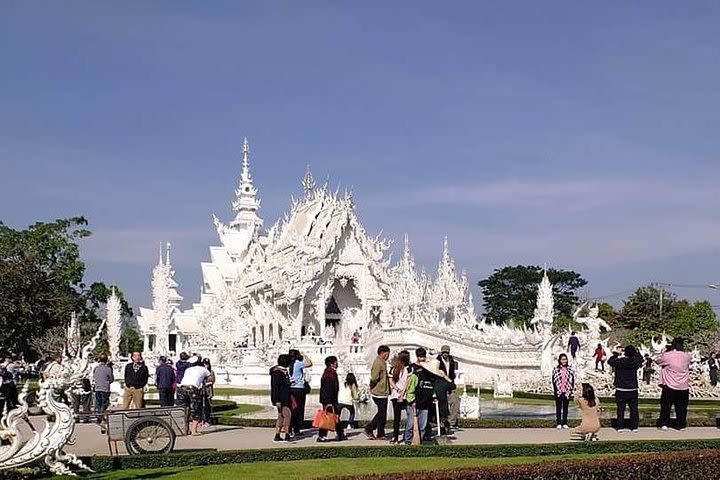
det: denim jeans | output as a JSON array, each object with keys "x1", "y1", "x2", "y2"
[
  {"x1": 404, "y1": 404, "x2": 428, "y2": 444},
  {"x1": 94, "y1": 391, "x2": 110, "y2": 424},
  {"x1": 338, "y1": 403, "x2": 355, "y2": 428}
]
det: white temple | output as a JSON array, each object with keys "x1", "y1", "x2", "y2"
[{"x1": 138, "y1": 139, "x2": 555, "y2": 386}]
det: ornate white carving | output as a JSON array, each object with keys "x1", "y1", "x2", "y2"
[
  {"x1": 65, "y1": 313, "x2": 81, "y2": 358},
  {"x1": 106, "y1": 287, "x2": 122, "y2": 362},
  {"x1": 0, "y1": 321, "x2": 105, "y2": 475},
  {"x1": 529, "y1": 269, "x2": 554, "y2": 336}
]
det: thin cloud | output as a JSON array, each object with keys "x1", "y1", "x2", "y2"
[
  {"x1": 389, "y1": 178, "x2": 717, "y2": 212},
  {"x1": 81, "y1": 228, "x2": 213, "y2": 265}
]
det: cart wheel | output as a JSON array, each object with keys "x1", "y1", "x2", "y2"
[{"x1": 124, "y1": 418, "x2": 176, "y2": 455}]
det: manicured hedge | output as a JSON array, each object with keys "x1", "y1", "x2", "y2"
[
  {"x1": 331, "y1": 448, "x2": 720, "y2": 480},
  {"x1": 0, "y1": 467, "x2": 44, "y2": 480},
  {"x1": 82, "y1": 438, "x2": 720, "y2": 472}
]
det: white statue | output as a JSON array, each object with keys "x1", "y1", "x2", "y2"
[
  {"x1": 1, "y1": 321, "x2": 105, "y2": 475},
  {"x1": 573, "y1": 302, "x2": 611, "y2": 343},
  {"x1": 493, "y1": 373, "x2": 514, "y2": 398}
]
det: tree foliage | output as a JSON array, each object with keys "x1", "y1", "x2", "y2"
[
  {"x1": 665, "y1": 300, "x2": 717, "y2": 340},
  {"x1": 478, "y1": 265, "x2": 588, "y2": 327},
  {"x1": 615, "y1": 285, "x2": 718, "y2": 349},
  {"x1": 0, "y1": 217, "x2": 134, "y2": 359}
]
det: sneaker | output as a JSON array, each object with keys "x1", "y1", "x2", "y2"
[
  {"x1": 316, "y1": 436, "x2": 327, "y2": 442},
  {"x1": 617, "y1": 429, "x2": 629, "y2": 433},
  {"x1": 363, "y1": 429, "x2": 376, "y2": 440},
  {"x1": 272, "y1": 434, "x2": 282, "y2": 443},
  {"x1": 556, "y1": 424, "x2": 562, "y2": 429},
  {"x1": 591, "y1": 434, "x2": 599, "y2": 441},
  {"x1": 659, "y1": 425, "x2": 668, "y2": 431},
  {"x1": 562, "y1": 425, "x2": 569, "y2": 429},
  {"x1": 631, "y1": 429, "x2": 639, "y2": 433},
  {"x1": 282, "y1": 435, "x2": 293, "y2": 443},
  {"x1": 680, "y1": 427, "x2": 688, "y2": 431}
]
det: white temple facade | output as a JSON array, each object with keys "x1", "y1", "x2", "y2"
[{"x1": 138, "y1": 139, "x2": 555, "y2": 387}]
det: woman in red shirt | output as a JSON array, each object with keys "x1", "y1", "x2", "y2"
[{"x1": 594, "y1": 344, "x2": 606, "y2": 372}]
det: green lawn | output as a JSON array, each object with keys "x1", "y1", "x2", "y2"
[
  {"x1": 215, "y1": 403, "x2": 265, "y2": 416},
  {"x1": 87, "y1": 453, "x2": 620, "y2": 480}
]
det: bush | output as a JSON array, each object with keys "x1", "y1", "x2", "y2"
[
  {"x1": 330, "y1": 448, "x2": 720, "y2": 479},
  {"x1": 83, "y1": 439, "x2": 720, "y2": 472},
  {"x1": 0, "y1": 468, "x2": 45, "y2": 480}
]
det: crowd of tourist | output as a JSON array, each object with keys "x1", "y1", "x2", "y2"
[
  {"x1": 551, "y1": 336, "x2": 693, "y2": 441},
  {"x1": 0, "y1": 334, "x2": 707, "y2": 448},
  {"x1": 268, "y1": 343, "x2": 460, "y2": 444}
]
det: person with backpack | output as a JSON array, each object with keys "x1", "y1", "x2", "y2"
[{"x1": 403, "y1": 348, "x2": 435, "y2": 445}]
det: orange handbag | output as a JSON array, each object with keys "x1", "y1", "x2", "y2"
[{"x1": 312, "y1": 405, "x2": 339, "y2": 431}]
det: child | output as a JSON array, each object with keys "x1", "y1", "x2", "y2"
[
  {"x1": 572, "y1": 382, "x2": 601, "y2": 441},
  {"x1": 338, "y1": 372, "x2": 359, "y2": 429}
]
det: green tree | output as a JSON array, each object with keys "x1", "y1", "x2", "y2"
[
  {"x1": 0, "y1": 217, "x2": 133, "y2": 359},
  {"x1": 617, "y1": 285, "x2": 683, "y2": 332},
  {"x1": 120, "y1": 324, "x2": 143, "y2": 356},
  {"x1": 478, "y1": 265, "x2": 588, "y2": 327},
  {"x1": 665, "y1": 300, "x2": 718, "y2": 340},
  {"x1": 597, "y1": 302, "x2": 618, "y2": 325}
]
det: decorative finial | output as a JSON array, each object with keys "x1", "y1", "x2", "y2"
[
  {"x1": 241, "y1": 137, "x2": 252, "y2": 182},
  {"x1": 166, "y1": 241, "x2": 171, "y2": 266},
  {"x1": 302, "y1": 164, "x2": 315, "y2": 194},
  {"x1": 404, "y1": 233, "x2": 411, "y2": 257},
  {"x1": 158, "y1": 242, "x2": 163, "y2": 265}
]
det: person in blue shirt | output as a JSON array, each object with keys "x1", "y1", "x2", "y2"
[{"x1": 288, "y1": 349, "x2": 313, "y2": 437}]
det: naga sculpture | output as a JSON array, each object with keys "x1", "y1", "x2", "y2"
[{"x1": 0, "y1": 320, "x2": 104, "y2": 476}]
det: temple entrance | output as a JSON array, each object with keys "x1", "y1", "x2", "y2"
[
  {"x1": 325, "y1": 277, "x2": 362, "y2": 343},
  {"x1": 168, "y1": 334, "x2": 177, "y2": 353},
  {"x1": 325, "y1": 296, "x2": 341, "y2": 339}
]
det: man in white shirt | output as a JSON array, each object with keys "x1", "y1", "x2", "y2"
[{"x1": 179, "y1": 358, "x2": 211, "y2": 435}]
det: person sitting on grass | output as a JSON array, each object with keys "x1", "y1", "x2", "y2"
[{"x1": 571, "y1": 382, "x2": 601, "y2": 441}]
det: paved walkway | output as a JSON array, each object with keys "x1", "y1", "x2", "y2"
[{"x1": 63, "y1": 422, "x2": 720, "y2": 457}]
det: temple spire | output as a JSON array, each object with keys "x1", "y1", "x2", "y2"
[
  {"x1": 230, "y1": 137, "x2": 263, "y2": 231},
  {"x1": 302, "y1": 164, "x2": 316, "y2": 195},
  {"x1": 165, "y1": 241, "x2": 172, "y2": 267}
]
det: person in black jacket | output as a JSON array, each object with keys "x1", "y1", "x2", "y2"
[
  {"x1": 123, "y1": 352, "x2": 149, "y2": 409},
  {"x1": 607, "y1": 344, "x2": 644, "y2": 432},
  {"x1": 317, "y1": 356, "x2": 345, "y2": 442},
  {"x1": 270, "y1": 354, "x2": 293, "y2": 443}
]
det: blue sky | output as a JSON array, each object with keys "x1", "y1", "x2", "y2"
[{"x1": 1, "y1": 2, "x2": 719, "y2": 312}]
